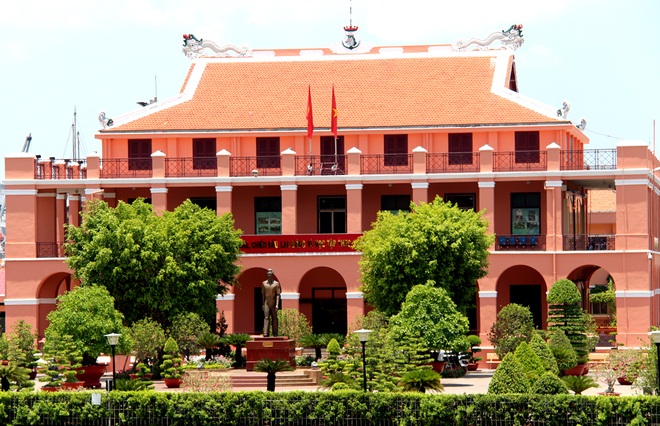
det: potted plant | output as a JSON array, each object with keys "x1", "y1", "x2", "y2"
[
  {"x1": 44, "y1": 286, "x2": 127, "y2": 388},
  {"x1": 466, "y1": 335, "x2": 482, "y2": 371},
  {"x1": 161, "y1": 337, "x2": 185, "y2": 388},
  {"x1": 610, "y1": 348, "x2": 643, "y2": 385},
  {"x1": 55, "y1": 334, "x2": 85, "y2": 390}
]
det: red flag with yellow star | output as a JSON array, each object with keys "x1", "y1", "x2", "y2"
[{"x1": 331, "y1": 86, "x2": 338, "y2": 138}]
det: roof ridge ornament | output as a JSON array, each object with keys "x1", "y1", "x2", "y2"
[
  {"x1": 182, "y1": 34, "x2": 252, "y2": 59},
  {"x1": 453, "y1": 24, "x2": 524, "y2": 52},
  {"x1": 341, "y1": 0, "x2": 360, "y2": 50}
]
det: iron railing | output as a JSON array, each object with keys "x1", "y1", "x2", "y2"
[
  {"x1": 563, "y1": 234, "x2": 615, "y2": 251},
  {"x1": 561, "y1": 149, "x2": 617, "y2": 170},
  {"x1": 427, "y1": 152, "x2": 480, "y2": 173},
  {"x1": 230, "y1": 156, "x2": 281, "y2": 177},
  {"x1": 361, "y1": 154, "x2": 413, "y2": 174},
  {"x1": 165, "y1": 157, "x2": 217, "y2": 177},
  {"x1": 295, "y1": 155, "x2": 347, "y2": 176},
  {"x1": 36, "y1": 242, "x2": 64, "y2": 258},
  {"x1": 493, "y1": 151, "x2": 547, "y2": 172},
  {"x1": 100, "y1": 158, "x2": 153, "y2": 178}
]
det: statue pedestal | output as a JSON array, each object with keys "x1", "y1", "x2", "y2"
[{"x1": 246, "y1": 336, "x2": 296, "y2": 371}]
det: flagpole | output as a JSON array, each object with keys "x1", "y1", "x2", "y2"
[
  {"x1": 331, "y1": 84, "x2": 338, "y2": 171},
  {"x1": 307, "y1": 84, "x2": 314, "y2": 174}
]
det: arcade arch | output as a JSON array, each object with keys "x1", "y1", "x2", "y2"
[{"x1": 495, "y1": 265, "x2": 547, "y2": 329}]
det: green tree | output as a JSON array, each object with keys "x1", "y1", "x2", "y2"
[
  {"x1": 161, "y1": 337, "x2": 185, "y2": 379},
  {"x1": 277, "y1": 309, "x2": 312, "y2": 346},
  {"x1": 513, "y1": 341, "x2": 545, "y2": 385},
  {"x1": 488, "y1": 303, "x2": 535, "y2": 358},
  {"x1": 168, "y1": 312, "x2": 209, "y2": 360},
  {"x1": 529, "y1": 332, "x2": 559, "y2": 375},
  {"x1": 548, "y1": 329, "x2": 577, "y2": 371},
  {"x1": 547, "y1": 279, "x2": 588, "y2": 364},
  {"x1": 487, "y1": 352, "x2": 530, "y2": 394},
  {"x1": 6, "y1": 320, "x2": 38, "y2": 371},
  {"x1": 388, "y1": 284, "x2": 469, "y2": 353},
  {"x1": 532, "y1": 371, "x2": 569, "y2": 395},
  {"x1": 354, "y1": 196, "x2": 493, "y2": 315},
  {"x1": 127, "y1": 318, "x2": 166, "y2": 365},
  {"x1": 65, "y1": 199, "x2": 243, "y2": 327},
  {"x1": 44, "y1": 285, "x2": 127, "y2": 366}
]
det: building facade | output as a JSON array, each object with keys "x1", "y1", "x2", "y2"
[{"x1": 3, "y1": 34, "x2": 660, "y2": 351}]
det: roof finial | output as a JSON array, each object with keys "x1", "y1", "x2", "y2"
[{"x1": 342, "y1": 0, "x2": 360, "y2": 50}]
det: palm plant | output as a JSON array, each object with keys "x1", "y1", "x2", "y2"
[
  {"x1": 197, "y1": 332, "x2": 221, "y2": 361},
  {"x1": 321, "y1": 333, "x2": 346, "y2": 348},
  {"x1": 562, "y1": 375, "x2": 598, "y2": 395},
  {"x1": 221, "y1": 334, "x2": 251, "y2": 368},
  {"x1": 114, "y1": 377, "x2": 154, "y2": 391},
  {"x1": 299, "y1": 334, "x2": 325, "y2": 360},
  {"x1": 318, "y1": 373, "x2": 358, "y2": 390},
  {"x1": 0, "y1": 364, "x2": 32, "y2": 391},
  {"x1": 399, "y1": 369, "x2": 443, "y2": 393},
  {"x1": 254, "y1": 358, "x2": 293, "y2": 391}
]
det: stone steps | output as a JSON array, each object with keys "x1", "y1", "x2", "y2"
[{"x1": 231, "y1": 373, "x2": 317, "y2": 388}]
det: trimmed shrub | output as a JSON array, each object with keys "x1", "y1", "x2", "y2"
[
  {"x1": 532, "y1": 372, "x2": 569, "y2": 395},
  {"x1": 326, "y1": 338, "x2": 341, "y2": 356},
  {"x1": 488, "y1": 353, "x2": 530, "y2": 394},
  {"x1": 548, "y1": 329, "x2": 577, "y2": 371},
  {"x1": 513, "y1": 341, "x2": 545, "y2": 385},
  {"x1": 488, "y1": 303, "x2": 535, "y2": 358},
  {"x1": 547, "y1": 279, "x2": 588, "y2": 364},
  {"x1": 529, "y1": 332, "x2": 559, "y2": 375}
]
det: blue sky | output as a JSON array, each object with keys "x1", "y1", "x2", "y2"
[{"x1": 1, "y1": 0, "x2": 658, "y2": 179}]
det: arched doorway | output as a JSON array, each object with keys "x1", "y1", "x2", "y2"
[
  {"x1": 35, "y1": 272, "x2": 73, "y2": 338},
  {"x1": 299, "y1": 267, "x2": 347, "y2": 335},
  {"x1": 567, "y1": 265, "x2": 616, "y2": 345},
  {"x1": 233, "y1": 267, "x2": 272, "y2": 335},
  {"x1": 495, "y1": 265, "x2": 547, "y2": 329}
]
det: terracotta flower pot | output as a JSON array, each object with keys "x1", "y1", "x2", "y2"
[
  {"x1": 563, "y1": 364, "x2": 586, "y2": 376},
  {"x1": 431, "y1": 361, "x2": 447, "y2": 373},
  {"x1": 163, "y1": 377, "x2": 183, "y2": 388},
  {"x1": 617, "y1": 377, "x2": 634, "y2": 385},
  {"x1": 41, "y1": 386, "x2": 61, "y2": 392},
  {"x1": 467, "y1": 363, "x2": 479, "y2": 371},
  {"x1": 75, "y1": 364, "x2": 107, "y2": 389}
]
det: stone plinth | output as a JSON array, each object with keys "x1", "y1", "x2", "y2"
[{"x1": 246, "y1": 336, "x2": 296, "y2": 371}]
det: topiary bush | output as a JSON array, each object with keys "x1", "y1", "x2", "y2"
[
  {"x1": 513, "y1": 341, "x2": 545, "y2": 385},
  {"x1": 548, "y1": 329, "x2": 577, "y2": 372},
  {"x1": 532, "y1": 371, "x2": 569, "y2": 395},
  {"x1": 529, "y1": 332, "x2": 559, "y2": 375},
  {"x1": 488, "y1": 353, "x2": 530, "y2": 394},
  {"x1": 488, "y1": 303, "x2": 535, "y2": 358},
  {"x1": 547, "y1": 279, "x2": 588, "y2": 364}
]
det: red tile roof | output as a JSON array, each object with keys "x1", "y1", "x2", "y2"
[{"x1": 103, "y1": 47, "x2": 565, "y2": 134}]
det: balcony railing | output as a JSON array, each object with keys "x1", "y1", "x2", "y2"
[
  {"x1": 230, "y1": 156, "x2": 281, "y2": 177},
  {"x1": 361, "y1": 154, "x2": 413, "y2": 174},
  {"x1": 34, "y1": 159, "x2": 87, "y2": 180},
  {"x1": 36, "y1": 242, "x2": 65, "y2": 258},
  {"x1": 28, "y1": 148, "x2": 622, "y2": 179},
  {"x1": 563, "y1": 234, "x2": 615, "y2": 251},
  {"x1": 495, "y1": 235, "x2": 545, "y2": 251},
  {"x1": 493, "y1": 151, "x2": 547, "y2": 172},
  {"x1": 165, "y1": 157, "x2": 217, "y2": 177},
  {"x1": 100, "y1": 158, "x2": 153, "y2": 178},
  {"x1": 560, "y1": 149, "x2": 617, "y2": 170},
  {"x1": 295, "y1": 155, "x2": 347, "y2": 176},
  {"x1": 427, "y1": 152, "x2": 480, "y2": 173}
]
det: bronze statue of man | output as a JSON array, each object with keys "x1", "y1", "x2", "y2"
[{"x1": 262, "y1": 269, "x2": 281, "y2": 337}]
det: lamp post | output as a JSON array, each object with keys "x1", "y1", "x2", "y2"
[
  {"x1": 354, "y1": 329, "x2": 372, "y2": 392},
  {"x1": 104, "y1": 333, "x2": 121, "y2": 391},
  {"x1": 650, "y1": 331, "x2": 660, "y2": 395}
]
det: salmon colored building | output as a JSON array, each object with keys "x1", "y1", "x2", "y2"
[{"x1": 3, "y1": 29, "x2": 660, "y2": 354}]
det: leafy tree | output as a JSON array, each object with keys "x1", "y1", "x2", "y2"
[
  {"x1": 487, "y1": 353, "x2": 530, "y2": 394},
  {"x1": 547, "y1": 279, "x2": 588, "y2": 364},
  {"x1": 127, "y1": 318, "x2": 166, "y2": 365},
  {"x1": 6, "y1": 320, "x2": 38, "y2": 371},
  {"x1": 532, "y1": 371, "x2": 569, "y2": 395},
  {"x1": 168, "y1": 312, "x2": 209, "y2": 360},
  {"x1": 389, "y1": 284, "x2": 469, "y2": 353},
  {"x1": 513, "y1": 341, "x2": 545, "y2": 385},
  {"x1": 44, "y1": 285, "x2": 127, "y2": 366},
  {"x1": 529, "y1": 332, "x2": 559, "y2": 375},
  {"x1": 354, "y1": 196, "x2": 493, "y2": 315},
  {"x1": 65, "y1": 199, "x2": 243, "y2": 328},
  {"x1": 488, "y1": 303, "x2": 535, "y2": 358},
  {"x1": 276, "y1": 309, "x2": 312, "y2": 346}
]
